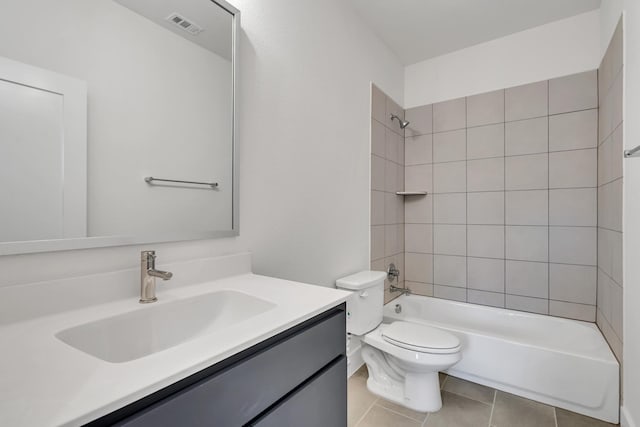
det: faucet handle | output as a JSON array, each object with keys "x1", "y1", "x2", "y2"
[{"x1": 141, "y1": 250, "x2": 156, "y2": 262}]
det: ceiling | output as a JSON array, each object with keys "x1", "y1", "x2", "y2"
[
  {"x1": 115, "y1": 0, "x2": 233, "y2": 60},
  {"x1": 348, "y1": 0, "x2": 601, "y2": 65}
]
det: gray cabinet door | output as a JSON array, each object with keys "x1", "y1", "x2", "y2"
[
  {"x1": 251, "y1": 357, "x2": 347, "y2": 427},
  {"x1": 116, "y1": 309, "x2": 345, "y2": 427}
]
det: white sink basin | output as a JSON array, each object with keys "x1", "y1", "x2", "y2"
[{"x1": 55, "y1": 290, "x2": 276, "y2": 363}]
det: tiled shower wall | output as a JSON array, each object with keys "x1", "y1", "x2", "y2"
[
  {"x1": 597, "y1": 18, "x2": 624, "y2": 361},
  {"x1": 402, "y1": 71, "x2": 600, "y2": 321},
  {"x1": 370, "y1": 85, "x2": 405, "y2": 303}
]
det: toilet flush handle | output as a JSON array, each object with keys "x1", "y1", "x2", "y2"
[{"x1": 359, "y1": 291, "x2": 369, "y2": 298}]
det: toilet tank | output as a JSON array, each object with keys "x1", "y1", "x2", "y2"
[{"x1": 336, "y1": 271, "x2": 386, "y2": 335}]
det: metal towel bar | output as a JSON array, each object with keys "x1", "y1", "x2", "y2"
[
  {"x1": 144, "y1": 176, "x2": 219, "y2": 188},
  {"x1": 624, "y1": 145, "x2": 640, "y2": 158}
]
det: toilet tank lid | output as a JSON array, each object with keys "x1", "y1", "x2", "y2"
[{"x1": 336, "y1": 271, "x2": 387, "y2": 290}]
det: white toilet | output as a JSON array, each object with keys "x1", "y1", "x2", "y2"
[{"x1": 337, "y1": 271, "x2": 462, "y2": 412}]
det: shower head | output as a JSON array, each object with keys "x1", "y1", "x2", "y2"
[{"x1": 390, "y1": 114, "x2": 410, "y2": 129}]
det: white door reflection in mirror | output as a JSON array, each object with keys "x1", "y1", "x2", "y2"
[{"x1": 0, "y1": 57, "x2": 87, "y2": 242}]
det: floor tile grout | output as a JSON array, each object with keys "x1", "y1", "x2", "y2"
[
  {"x1": 487, "y1": 390, "x2": 497, "y2": 427},
  {"x1": 553, "y1": 407, "x2": 558, "y2": 427},
  {"x1": 354, "y1": 395, "x2": 379, "y2": 427},
  {"x1": 421, "y1": 411, "x2": 430, "y2": 427},
  {"x1": 375, "y1": 403, "x2": 426, "y2": 423}
]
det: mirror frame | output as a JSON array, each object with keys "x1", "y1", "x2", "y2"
[{"x1": 0, "y1": 0, "x2": 240, "y2": 256}]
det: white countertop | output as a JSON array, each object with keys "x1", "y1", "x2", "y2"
[{"x1": 0, "y1": 271, "x2": 350, "y2": 426}]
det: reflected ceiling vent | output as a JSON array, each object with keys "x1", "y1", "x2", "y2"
[{"x1": 165, "y1": 13, "x2": 204, "y2": 35}]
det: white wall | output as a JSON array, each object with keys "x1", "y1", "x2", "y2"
[
  {"x1": 0, "y1": 0, "x2": 403, "y2": 290},
  {"x1": 0, "y1": 0, "x2": 233, "y2": 237},
  {"x1": 404, "y1": 10, "x2": 601, "y2": 108},
  {"x1": 600, "y1": 1, "x2": 640, "y2": 426},
  {"x1": 231, "y1": 0, "x2": 404, "y2": 286}
]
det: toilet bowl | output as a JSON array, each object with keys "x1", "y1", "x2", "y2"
[
  {"x1": 336, "y1": 271, "x2": 462, "y2": 413},
  {"x1": 362, "y1": 322, "x2": 461, "y2": 412}
]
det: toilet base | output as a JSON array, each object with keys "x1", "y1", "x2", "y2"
[{"x1": 362, "y1": 346, "x2": 444, "y2": 412}]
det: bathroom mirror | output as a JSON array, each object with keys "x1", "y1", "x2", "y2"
[{"x1": 0, "y1": 0, "x2": 239, "y2": 255}]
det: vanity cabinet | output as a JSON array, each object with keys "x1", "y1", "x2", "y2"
[{"x1": 87, "y1": 304, "x2": 346, "y2": 427}]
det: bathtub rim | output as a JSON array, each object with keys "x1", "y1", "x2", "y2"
[{"x1": 384, "y1": 294, "x2": 619, "y2": 364}]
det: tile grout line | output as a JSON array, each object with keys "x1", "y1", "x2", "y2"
[
  {"x1": 553, "y1": 407, "x2": 558, "y2": 427},
  {"x1": 354, "y1": 396, "x2": 379, "y2": 427},
  {"x1": 375, "y1": 404, "x2": 426, "y2": 424},
  {"x1": 465, "y1": 97, "x2": 469, "y2": 304},
  {"x1": 406, "y1": 145, "x2": 599, "y2": 167},
  {"x1": 431, "y1": 103, "x2": 435, "y2": 292},
  {"x1": 504, "y1": 89, "x2": 507, "y2": 308},
  {"x1": 488, "y1": 390, "x2": 497, "y2": 427},
  {"x1": 548, "y1": 80, "x2": 551, "y2": 315}
]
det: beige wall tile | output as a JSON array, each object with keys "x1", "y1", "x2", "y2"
[
  {"x1": 505, "y1": 80, "x2": 548, "y2": 122},
  {"x1": 405, "y1": 134, "x2": 432, "y2": 165},
  {"x1": 433, "y1": 129, "x2": 466, "y2": 163},
  {"x1": 505, "y1": 153, "x2": 548, "y2": 191},
  {"x1": 434, "y1": 97, "x2": 466, "y2": 132},
  {"x1": 506, "y1": 294, "x2": 549, "y2": 315},
  {"x1": 406, "y1": 281, "x2": 433, "y2": 296},
  {"x1": 371, "y1": 119, "x2": 386, "y2": 157},
  {"x1": 405, "y1": 224, "x2": 432, "y2": 254},
  {"x1": 405, "y1": 252, "x2": 433, "y2": 283},
  {"x1": 467, "y1": 191, "x2": 504, "y2": 225},
  {"x1": 549, "y1": 227, "x2": 597, "y2": 266},
  {"x1": 467, "y1": 123, "x2": 504, "y2": 160},
  {"x1": 549, "y1": 109, "x2": 598, "y2": 152},
  {"x1": 433, "y1": 161, "x2": 466, "y2": 193},
  {"x1": 405, "y1": 104, "x2": 433, "y2": 137},
  {"x1": 371, "y1": 84, "x2": 386, "y2": 125},
  {"x1": 468, "y1": 225, "x2": 504, "y2": 259},
  {"x1": 405, "y1": 164, "x2": 432, "y2": 192},
  {"x1": 549, "y1": 188, "x2": 597, "y2": 226},
  {"x1": 505, "y1": 190, "x2": 548, "y2": 226},
  {"x1": 434, "y1": 285, "x2": 467, "y2": 302},
  {"x1": 371, "y1": 191, "x2": 385, "y2": 226},
  {"x1": 468, "y1": 257, "x2": 505, "y2": 293},
  {"x1": 467, "y1": 89, "x2": 504, "y2": 127},
  {"x1": 371, "y1": 226, "x2": 385, "y2": 261},
  {"x1": 405, "y1": 195, "x2": 432, "y2": 223},
  {"x1": 505, "y1": 117, "x2": 548, "y2": 156},
  {"x1": 506, "y1": 260, "x2": 549, "y2": 299},
  {"x1": 467, "y1": 289, "x2": 505, "y2": 308},
  {"x1": 434, "y1": 224, "x2": 466, "y2": 256},
  {"x1": 467, "y1": 157, "x2": 504, "y2": 192},
  {"x1": 506, "y1": 226, "x2": 548, "y2": 262},
  {"x1": 434, "y1": 193, "x2": 466, "y2": 224},
  {"x1": 434, "y1": 255, "x2": 467, "y2": 287},
  {"x1": 371, "y1": 155, "x2": 385, "y2": 191},
  {"x1": 549, "y1": 264, "x2": 597, "y2": 305},
  {"x1": 549, "y1": 70, "x2": 598, "y2": 115},
  {"x1": 549, "y1": 300, "x2": 596, "y2": 322},
  {"x1": 549, "y1": 149, "x2": 597, "y2": 189}
]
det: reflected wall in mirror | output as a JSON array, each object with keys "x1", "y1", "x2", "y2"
[{"x1": 0, "y1": 0, "x2": 238, "y2": 255}]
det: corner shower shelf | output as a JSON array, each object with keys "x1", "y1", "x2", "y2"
[{"x1": 395, "y1": 191, "x2": 428, "y2": 196}]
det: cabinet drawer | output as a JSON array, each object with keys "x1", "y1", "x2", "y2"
[
  {"x1": 115, "y1": 308, "x2": 345, "y2": 427},
  {"x1": 250, "y1": 356, "x2": 347, "y2": 427}
]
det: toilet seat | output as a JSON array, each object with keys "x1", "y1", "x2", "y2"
[{"x1": 381, "y1": 321, "x2": 461, "y2": 354}]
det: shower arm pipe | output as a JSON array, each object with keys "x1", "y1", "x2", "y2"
[{"x1": 390, "y1": 114, "x2": 409, "y2": 129}]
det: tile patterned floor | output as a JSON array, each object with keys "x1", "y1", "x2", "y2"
[{"x1": 348, "y1": 366, "x2": 618, "y2": 427}]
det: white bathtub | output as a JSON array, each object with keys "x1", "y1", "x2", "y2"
[{"x1": 383, "y1": 294, "x2": 619, "y2": 423}]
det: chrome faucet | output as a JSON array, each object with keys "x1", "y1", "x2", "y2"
[
  {"x1": 390, "y1": 284, "x2": 411, "y2": 296},
  {"x1": 387, "y1": 262, "x2": 410, "y2": 296},
  {"x1": 140, "y1": 250, "x2": 173, "y2": 303}
]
